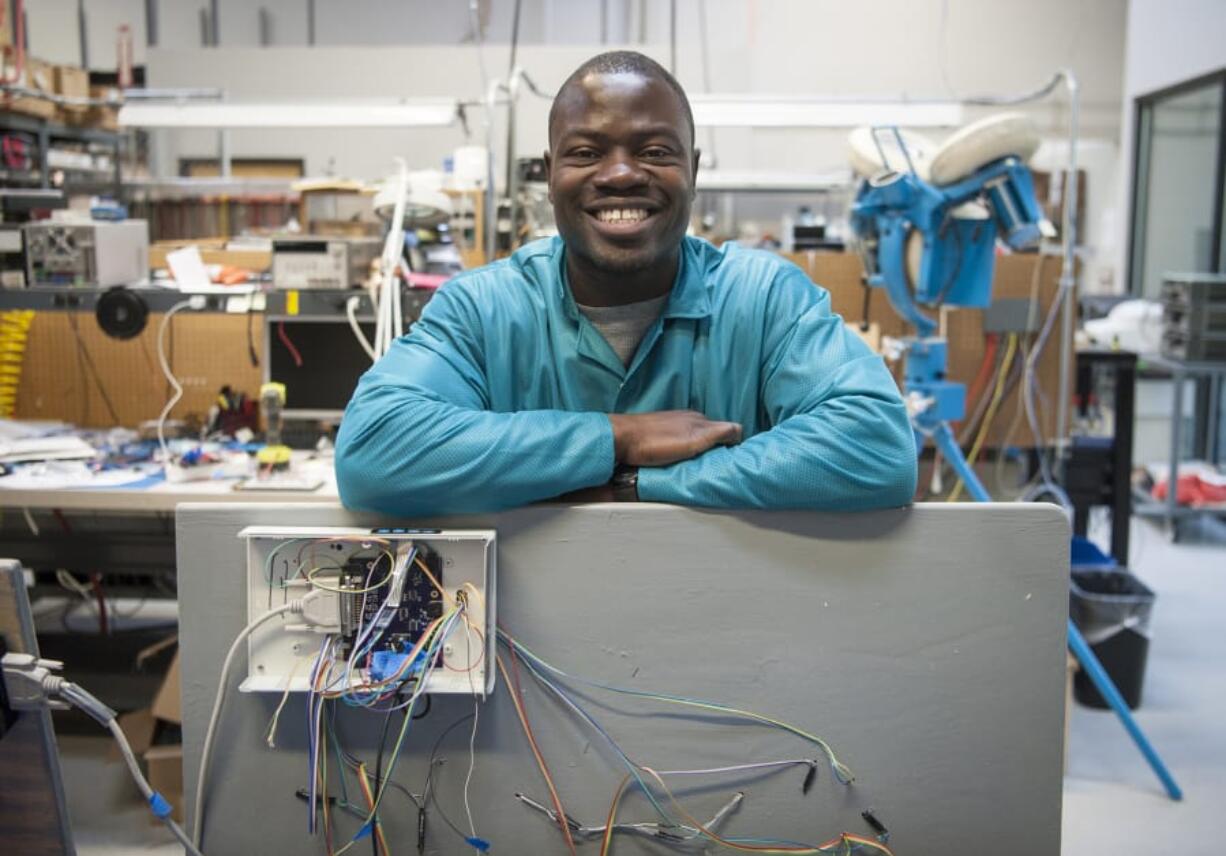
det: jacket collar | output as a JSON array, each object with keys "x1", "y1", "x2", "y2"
[{"x1": 551, "y1": 236, "x2": 713, "y2": 322}]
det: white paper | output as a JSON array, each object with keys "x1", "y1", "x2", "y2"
[{"x1": 165, "y1": 245, "x2": 213, "y2": 291}]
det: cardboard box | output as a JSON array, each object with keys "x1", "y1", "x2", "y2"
[
  {"x1": 3, "y1": 57, "x2": 57, "y2": 120},
  {"x1": 53, "y1": 64, "x2": 89, "y2": 118},
  {"x1": 64, "y1": 104, "x2": 118, "y2": 131},
  {"x1": 150, "y1": 650, "x2": 182, "y2": 725},
  {"x1": 53, "y1": 64, "x2": 89, "y2": 99},
  {"x1": 144, "y1": 745, "x2": 184, "y2": 824},
  {"x1": 149, "y1": 240, "x2": 271, "y2": 272},
  {"x1": 113, "y1": 707, "x2": 158, "y2": 760}
]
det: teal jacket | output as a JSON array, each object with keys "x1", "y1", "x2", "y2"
[{"x1": 336, "y1": 236, "x2": 916, "y2": 514}]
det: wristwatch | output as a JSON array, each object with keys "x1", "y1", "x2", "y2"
[{"x1": 610, "y1": 465, "x2": 639, "y2": 502}]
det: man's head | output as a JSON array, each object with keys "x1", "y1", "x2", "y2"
[{"x1": 545, "y1": 51, "x2": 700, "y2": 280}]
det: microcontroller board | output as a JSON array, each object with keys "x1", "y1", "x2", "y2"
[{"x1": 338, "y1": 546, "x2": 445, "y2": 658}]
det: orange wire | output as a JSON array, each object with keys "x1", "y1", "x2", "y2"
[
  {"x1": 496, "y1": 652, "x2": 577, "y2": 856},
  {"x1": 320, "y1": 704, "x2": 333, "y2": 855},
  {"x1": 319, "y1": 612, "x2": 449, "y2": 698},
  {"x1": 638, "y1": 766, "x2": 895, "y2": 856},
  {"x1": 598, "y1": 774, "x2": 633, "y2": 856},
  {"x1": 413, "y1": 554, "x2": 449, "y2": 604},
  {"x1": 357, "y1": 763, "x2": 390, "y2": 855}
]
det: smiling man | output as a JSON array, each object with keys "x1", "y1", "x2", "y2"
[{"x1": 335, "y1": 51, "x2": 916, "y2": 514}]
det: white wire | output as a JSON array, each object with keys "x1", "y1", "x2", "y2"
[
  {"x1": 374, "y1": 159, "x2": 410, "y2": 360},
  {"x1": 940, "y1": 68, "x2": 1080, "y2": 514},
  {"x1": 155, "y1": 299, "x2": 198, "y2": 467},
  {"x1": 462, "y1": 609, "x2": 480, "y2": 845},
  {"x1": 192, "y1": 601, "x2": 297, "y2": 848},
  {"x1": 265, "y1": 658, "x2": 304, "y2": 749},
  {"x1": 346, "y1": 295, "x2": 377, "y2": 363}
]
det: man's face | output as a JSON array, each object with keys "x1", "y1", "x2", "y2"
[{"x1": 546, "y1": 72, "x2": 699, "y2": 277}]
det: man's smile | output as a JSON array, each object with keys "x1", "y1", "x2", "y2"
[{"x1": 584, "y1": 200, "x2": 661, "y2": 238}]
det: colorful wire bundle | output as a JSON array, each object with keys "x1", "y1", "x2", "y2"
[{"x1": 496, "y1": 626, "x2": 896, "y2": 856}]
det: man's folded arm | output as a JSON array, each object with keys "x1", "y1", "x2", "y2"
[
  {"x1": 335, "y1": 285, "x2": 614, "y2": 515},
  {"x1": 636, "y1": 269, "x2": 918, "y2": 509}
]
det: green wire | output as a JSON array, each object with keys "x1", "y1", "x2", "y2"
[
  {"x1": 325, "y1": 702, "x2": 351, "y2": 806},
  {"x1": 503, "y1": 632, "x2": 854, "y2": 785}
]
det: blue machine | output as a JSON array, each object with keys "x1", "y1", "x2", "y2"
[
  {"x1": 848, "y1": 122, "x2": 1182, "y2": 801},
  {"x1": 849, "y1": 126, "x2": 1049, "y2": 430}
]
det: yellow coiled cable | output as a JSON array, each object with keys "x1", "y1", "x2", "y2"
[{"x1": 0, "y1": 310, "x2": 34, "y2": 417}]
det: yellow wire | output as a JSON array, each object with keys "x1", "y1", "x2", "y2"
[
  {"x1": 637, "y1": 766, "x2": 896, "y2": 856},
  {"x1": 598, "y1": 774, "x2": 632, "y2": 856},
  {"x1": 356, "y1": 763, "x2": 390, "y2": 856},
  {"x1": 949, "y1": 332, "x2": 1018, "y2": 502}
]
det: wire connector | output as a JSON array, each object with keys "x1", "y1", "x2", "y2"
[
  {"x1": 1, "y1": 652, "x2": 69, "y2": 711},
  {"x1": 282, "y1": 590, "x2": 342, "y2": 634},
  {"x1": 149, "y1": 791, "x2": 174, "y2": 819}
]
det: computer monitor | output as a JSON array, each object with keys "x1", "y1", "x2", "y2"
[{"x1": 264, "y1": 316, "x2": 376, "y2": 422}]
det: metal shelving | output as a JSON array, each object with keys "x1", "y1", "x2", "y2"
[
  {"x1": 0, "y1": 285, "x2": 433, "y2": 319},
  {"x1": 0, "y1": 112, "x2": 124, "y2": 198}
]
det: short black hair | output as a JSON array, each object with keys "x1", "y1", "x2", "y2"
[{"x1": 548, "y1": 50, "x2": 695, "y2": 149}]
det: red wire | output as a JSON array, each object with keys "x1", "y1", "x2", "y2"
[
  {"x1": 959, "y1": 333, "x2": 1000, "y2": 428},
  {"x1": 90, "y1": 573, "x2": 109, "y2": 636},
  {"x1": 277, "y1": 321, "x2": 304, "y2": 368},
  {"x1": 0, "y1": 1, "x2": 24, "y2": 86},
  {"x1": 504, "y1": 644, "x2": 577, "y2": 855}
]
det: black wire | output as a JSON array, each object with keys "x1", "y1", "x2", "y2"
[
  {"x1": 246, "y1": 309, "x2": 259, "y2": 367},
  {"x1": 422, "y1": 713, "x2": 476, "y2": 845},
  {"x1": 373, "y1": 705, "x2": 400, "y2": 856},
  {"x1": 66, "y1": 312, "x2": 121, "y2": 424},
  {"x1": 371, "y1": 684, "x2": 428, "y2": 856}
]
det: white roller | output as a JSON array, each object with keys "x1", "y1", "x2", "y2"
[
  {"x1": 847, "y1": 126, "x2": 934, "y2": 181},
  {"x1": 904, "y1": 201, "x2": 991, "y2": 287},
  {"x1": 928, "y1": 112, "x2": 1040, "y2": 186}
]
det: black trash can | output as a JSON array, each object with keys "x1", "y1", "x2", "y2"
[{"x1": 1069, "y1": 568, "x2": 1156, "y2": 710}]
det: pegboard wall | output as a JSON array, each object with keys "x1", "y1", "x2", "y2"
[
  {"x1": 786, "y1": 251, "x2": 1071, "y2": 448},
  {"x1": 13, "y1": 311, "x2": 265, "y2": 429}
]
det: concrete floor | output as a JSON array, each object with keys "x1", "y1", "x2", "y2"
[
  {"x1": 53, "y1": 514, "x2": 1225, "y2": 855},
  {"x1": 1061, "y1": 514, "x2": 1226, "y2": 854}
]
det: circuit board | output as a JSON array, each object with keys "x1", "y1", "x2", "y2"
[
  {"x1": 339, "y1": 546, "x2": 445, "y2": 658},
  {"x1": 240, "y1": 526, "x2": 496, "y2": 695}
]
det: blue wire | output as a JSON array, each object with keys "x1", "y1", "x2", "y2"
[
  {"x1": 503, "y1": 632, "x2": 848, "y2": 781},
  {"x1": 511, "y1": 646, "x2": 675, "y2": 824}
]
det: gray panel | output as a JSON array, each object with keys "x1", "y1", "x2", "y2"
[{"x1": 177, "y1": 502, "x2": 1069, "y2": 855}]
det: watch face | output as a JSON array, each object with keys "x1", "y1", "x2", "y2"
[{"x1": 612, "y1": 466, "x2": 639, "y2": 501}]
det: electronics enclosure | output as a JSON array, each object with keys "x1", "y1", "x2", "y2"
[
  {"x1": 238, "y1": 526, "x2": 496, "y2": 696},
  {"x1": 23, "y1": 219, "x2": 149, "y2": 287}
]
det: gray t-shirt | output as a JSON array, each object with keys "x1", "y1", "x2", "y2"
[{"x1": 576, "y1": 293, "x2": 669, "y2": 367}]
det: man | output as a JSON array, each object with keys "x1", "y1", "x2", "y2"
[{"x1": 335, "y1": 51, "x2": 916, "y2": 514}]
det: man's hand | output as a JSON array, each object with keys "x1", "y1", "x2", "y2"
[{"x1": 608, "y1": 410, "x2": 743, "y2": 467}]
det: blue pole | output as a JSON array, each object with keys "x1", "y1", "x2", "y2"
[
  {"x1": 930, "y1": 422, "x2": 992, "y2": 502},
  {"x1": 1066, "y1": 619, "x2": 1183, "y2": 800},
  {"x1": 928, "y1": 418, "x2": 1182, "y2": 800}
]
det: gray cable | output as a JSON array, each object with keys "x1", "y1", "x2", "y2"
[
  {"x1": 56, "y1": 681, "x2": 204, "y2": 856},
  {"x1": 192, "y1": 602, "x2": 297, "y2": 848}
]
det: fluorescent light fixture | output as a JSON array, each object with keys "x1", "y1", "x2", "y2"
[
  {"x1": 696, "y1": 169, "x2": 853, "y2": 192},
  {"x1": 690, "y1": 96, "x2": 964, "y2": 128},
  {"x1": 118, "y1": 99, "x2": 459, "y2": 129}
]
